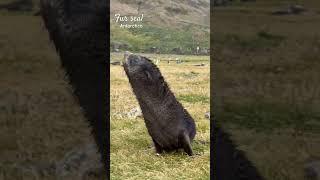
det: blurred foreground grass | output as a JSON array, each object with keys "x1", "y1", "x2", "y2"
[
  {"x1": 0, "y1": 13, "x2": 103, "y2": 180},
  {"x1": 213, "y1": 1, "x2": 320, "y2": 179}
]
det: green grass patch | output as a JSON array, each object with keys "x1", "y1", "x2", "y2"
[
  {"x1": 178, "y1": 71, "x2": 200, "y2": 79},
  {"x1": 178, "y1": 94, "x2": 209, "y2": 104}
]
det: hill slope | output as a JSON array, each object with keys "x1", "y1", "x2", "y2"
[
  {"x1": 110, "y1": 0, "x2": 210, "y2": 54},
  {"x1": 110, "y1": 0, "x2": 210, "y2": 28}
]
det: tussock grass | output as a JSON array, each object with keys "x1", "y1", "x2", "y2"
[{"x1": 110, "y1": 54, "x2": 210, "y2": 179}]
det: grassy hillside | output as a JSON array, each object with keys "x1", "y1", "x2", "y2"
[
  {"x1": 111, "y1": 22, "x2": 209, "y2": 54},
  {"x1": 110, "y1": 0, "x2": 210, "y2": 28},
  {"x1": 110, "y1": 0, "x2": 210, "y2": 54},
  {"x1": 213, "y1": 0, "x2": 320, "y2": 179}
]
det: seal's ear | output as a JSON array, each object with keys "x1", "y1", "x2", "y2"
[{"x1": 144, "y1": 70, "x2": 153, "y2": 81}]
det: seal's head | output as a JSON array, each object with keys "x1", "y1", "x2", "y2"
[{"x1": 123, "y1": 54, "x2": 167, "y2": 98}]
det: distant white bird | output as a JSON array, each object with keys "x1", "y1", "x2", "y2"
[
  {"x1": 176, "y1": 57, "x2": 182, "y2": 64},
  {"x1": 155, "y1": 58, "x2": 160, "y2": 65}
]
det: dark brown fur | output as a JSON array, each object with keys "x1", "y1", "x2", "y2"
[
  {"x1": 123, "y1": 54, "x2": 196, "y2": 155},
  {"x1": 40, "y1": 0, "x2": 108, "y2": 170},
  {"x1": 213, "y1": 125, "x2": 264, "y2": 180}
]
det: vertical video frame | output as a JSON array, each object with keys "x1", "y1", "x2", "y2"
[{"x1": 110, "y1": 0, "x2": 210, "y2": 179}]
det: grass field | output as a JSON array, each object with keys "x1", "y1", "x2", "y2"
[
  {"x1": 213, "y1": 1, "x2": 320, "y2": 179},
  {"x1": 110, "y1": 53, "x2": 210, "y2": 179}
]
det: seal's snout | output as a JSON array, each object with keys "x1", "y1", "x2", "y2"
[
  {"x1": 123, "y1": 51, "x2": 141, "y2": 66},
  {"x1": 126, "y1": 54, "x2": 142, "y2": 67},
  {"x1": 123, "y1": 51, "x2": 132, "y2": 64}
]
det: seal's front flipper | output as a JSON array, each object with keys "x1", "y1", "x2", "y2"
[
  {"x1": 180, "y1": 132, "x2": 193, "y2": 156},
  {"x1": 152, "y1": 138, "x2": 163, "y2": 154}
]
